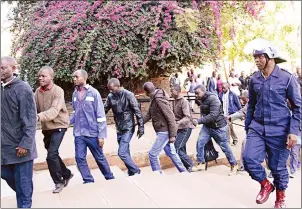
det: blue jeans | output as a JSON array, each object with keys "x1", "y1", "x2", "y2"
[
  {"x1": 196, "y1": 125, "x2": 236, "y2": 166},
  {"x1": 117, "y1": 132, "x2": 140, "y2": 175},
  {"x1": 1, "y1": 160, "x2": 34, "y2": 208},
  {"x1": 290, "y1": 144, "x2": 301, "y2": 174},
  {"x1": 243, "y1": 129, "x2": 290, "y2": 190},
  {"x1": 42, "y1": 128, "x2": 71, "y2": 184},
  {"x1": 149, "y1": 132, "x2": 187, "y2": 173},
  {"x1": 174, "y1": 128, "x2": 194, "y2": 169},
  {"x1": 75, "y1": 136, "x2": 114, "y2": 183}
]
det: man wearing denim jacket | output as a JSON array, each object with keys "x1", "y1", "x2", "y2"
[
  {"x1": 70, "y1": 70, "x2": 114, "y2": 183},
  {"x1": 143, "y1": 82, "x2": 187, "y2": 173}
]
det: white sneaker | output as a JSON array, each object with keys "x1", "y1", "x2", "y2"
[
  {"x1": 289, "y1": 173, "x2": 295, "y2": 178},
  {"x1": 229, "y1": 164, "x2": 238, "y2": 176},
  {"x1": 191, "y1": 163, "x2": 206, "y2": 172}
]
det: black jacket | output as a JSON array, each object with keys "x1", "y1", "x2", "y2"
[
  {"x1": 104, "y1": 88, "x2": 144, "y2": 133},
  {"x1": 196, "y1": 92, "x2": 227, "y2": 129},
  {"x1": 1, "y1": 78, "x2": 38, "y2": 165}
]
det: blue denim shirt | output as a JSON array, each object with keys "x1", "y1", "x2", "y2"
[
  {"x1": 245, "y1": 65, "x2": 301, "y2": 137},
  {"x1": 70, "y1": 85, "x2": 107, "y2": 139}
]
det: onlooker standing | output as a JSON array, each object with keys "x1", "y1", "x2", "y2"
[
  {"x1": 171, "y1": 84, "x2": 195, "y2": 172},
  {"x1": 35, "y1": 66, "x2": 73, "y2": 193},
  {"x1": 227, "y1": 90, "x2": 249, "y2": 171},
  {"x1": 169, "y1": 73, "x2": 181, "y2": 87},
  {"x1": 143, "y1": 82, "x2": 187, "y2": 173},
  {"x1": 196, "y1": 74, "x2": 204, "y2": 86},
  {"x1": 1, "y1": 56, "x2": 37, "y2": 208},
  {"x1": 186, "y1": 78, "x2": 196, "y2": 112},
  {"x1": 191, "y1": 85, "x2": 238, "y2": 175},
  {"x1": 70, "y1": 69, "x2": 114, "y2": 183},
  {"x1": 206, "y1": 71, "x2": 217, "y2": 94},
  {"x1": 104, "y1": 78, "x2": 144, "y2": 176},
  {"x1": 239, "y1": 71, "x2": 248, "y2": 91},
  {"x1": 219, "y1": 82, "x2": 242, "y2": 145},
  {"x1": 228, "y1": 70, "x2": 241, "y2": 97},
  {"x1": 216, "y1": 73, "x2": 223, "y2": 94}
]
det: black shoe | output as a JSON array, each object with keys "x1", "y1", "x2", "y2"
[
  {"x1": 128, "y1": 169, "x2": 141, "y2": 176},
  {"x1": 53, "y1": 183, "x2": 65, "y2": 193},
  {"x1": 64, "y1": 173, "x2": 74, "y2": 187},
  {"x1": 232, "y1": 140, "x2": 238, "y2": 146}
]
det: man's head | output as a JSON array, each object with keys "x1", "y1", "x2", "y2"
[
  {"x1": 73, "y1": 69, "x2": 88, "y2": 87},
  {"x1": 240, "y1": 90, "x2": 249, "y2": 105},
  {"x1": 230, "y1": 71, "x2": 235, "y2": 78},
  {"x1": 222, "y1": 82, "x2": 229, "y2": 93},
  {"x1": 107, "y1": 78, "x2": 120, "y2": 94},
  {"x1": 38, "y1": 66, "x2": 54, "y2": 87},
  {"x1": 217, "y1": 74, "x2": 221, "y2": 79},
  {"x1": 175, "y1": 73, "x2": 178, "y2": 78},
  {"x1": 1, "y1": 56, "x2": 17, "y2": 82},
  {"x1": 212, "y1": 71, "x2": 217, "y2": 78},
  {"x1": 241, "y1": 71, "x2": 245, "y2": 77},
  {"x1": 197, "y1": 74, "x2": 201, "y2": 78},
  {"x1": 194, "y1": 85, "x2": 206, "y2": 99},
  {"x1": 143, "y1": 82, "x2": 156, "y2": 98},
  {"x1": 171, "y1": 84, "x2": 181, "y2": 98}
]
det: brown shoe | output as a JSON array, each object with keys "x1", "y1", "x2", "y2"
[
  {"x1": 274, "y1": 190, "x2": 286, "y2": 208},
  {"x1": 256, "y1": 178, "x2": 275, "y2": 204}
]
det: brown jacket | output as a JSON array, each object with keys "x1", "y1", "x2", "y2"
[
  {"x1": 144, "y1": 89, "x2": 177, "y2": 137},
  {"x1": 35, "y1": 84, "x2": 69, "y2": 130},
  {"x1": 172, "y1": 95, "x2": 195, "y2": 129}
]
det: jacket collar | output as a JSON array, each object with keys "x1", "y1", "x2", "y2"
[{"x1": 257, "y1": 65, "x2": 280, "y2": 78}]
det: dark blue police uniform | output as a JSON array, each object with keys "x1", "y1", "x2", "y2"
[{"x1": 244, "y1": 65, "x2": 301, "y2": 191}]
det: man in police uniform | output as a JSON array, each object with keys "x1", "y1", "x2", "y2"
[{"x1": 243, "y1": 44, "x2": 301, "y2": 208}]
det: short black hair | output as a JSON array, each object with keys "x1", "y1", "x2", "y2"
[
  {"x1": 172, "y1": 84, "x2": 181, "y2": 93},
  {"x1": 194, "y1": 85, "x2": 206, "y2": 92},
  {"x1": 108, "y1": 78, "x2": 120, "y2": 87}
]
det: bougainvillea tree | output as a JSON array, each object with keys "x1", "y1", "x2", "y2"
[{"x1": 8, "y1": 0, "x2": 266, "y2": 95}]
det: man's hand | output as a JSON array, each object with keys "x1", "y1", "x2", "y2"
[
  {"x1": 192, "y1": 119, "x2": 198, "y2": 126},
  {"x1": 98, "y1": 138, "x2": 105, "y2": 148},
  {"x1": 287, "y1": 134, "x2": 298, "y2": 149},
  {"x1": 137, "y1": 130, "x2": 144, "y2": 139},
  {"x1": 169, "y1": 137, "x2": 176, "y2": 143},
  {"x1": 16, "y1": 147, "x2": 28, "y2": 157}
]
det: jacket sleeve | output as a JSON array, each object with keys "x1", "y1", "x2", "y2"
[
  {"x1": 34, "y1": 89, "x2": 39, "y2": 113},
  {"x1": 103, "y1": 95, "x2": 111, "y2": 114},
  {"x1": 94, "y1": 91, "x2": 107, "y2": 139},
  {"x1": 128, "y1": 93, "x2": 144, "y2": 132},
  {"x1": 245, "y1": 78, "x2": 256, "y2": 132},
  {"x1": 18, "y1": 84, "x2": 37, "y2": 150},
  {"x1": 157, "y1": 99, "x2": 177, "y2": 137},
  {"x1": 234, "y1": 94, "x2": 242, "y2": 111},
  {"x1": 198, "y1": 95, "x2": 221, "y2": 124},
  {"x1": 38, "y1": 87, "x2": 64, "y2": 122},
  {"x1": 70, "y1": 92, "x2": 76, "y2": 125},
  {"x1": 230, "y1": 104, "x2": 248, "y2": 122},
  {"x1": 143, "y1": 107, "x2": 151, "y2": 124},
  {"x1": 177, "y1": 99, "x2": 192, "y2": 126},
  {"x1": 287, "y1": 75, "x2": 302, "y2": 136}
]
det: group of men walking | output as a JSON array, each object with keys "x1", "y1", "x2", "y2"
[{"x1": 1, "y1": 40, "x2": 301, "y2": 209}]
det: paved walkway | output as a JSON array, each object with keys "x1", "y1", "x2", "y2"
[
  {"x1": 2, "y1": 165, "x2": 301, "y2": 208},
  {"x1": 33, "y1": 119, "x2": 246, "y2": 170}
]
